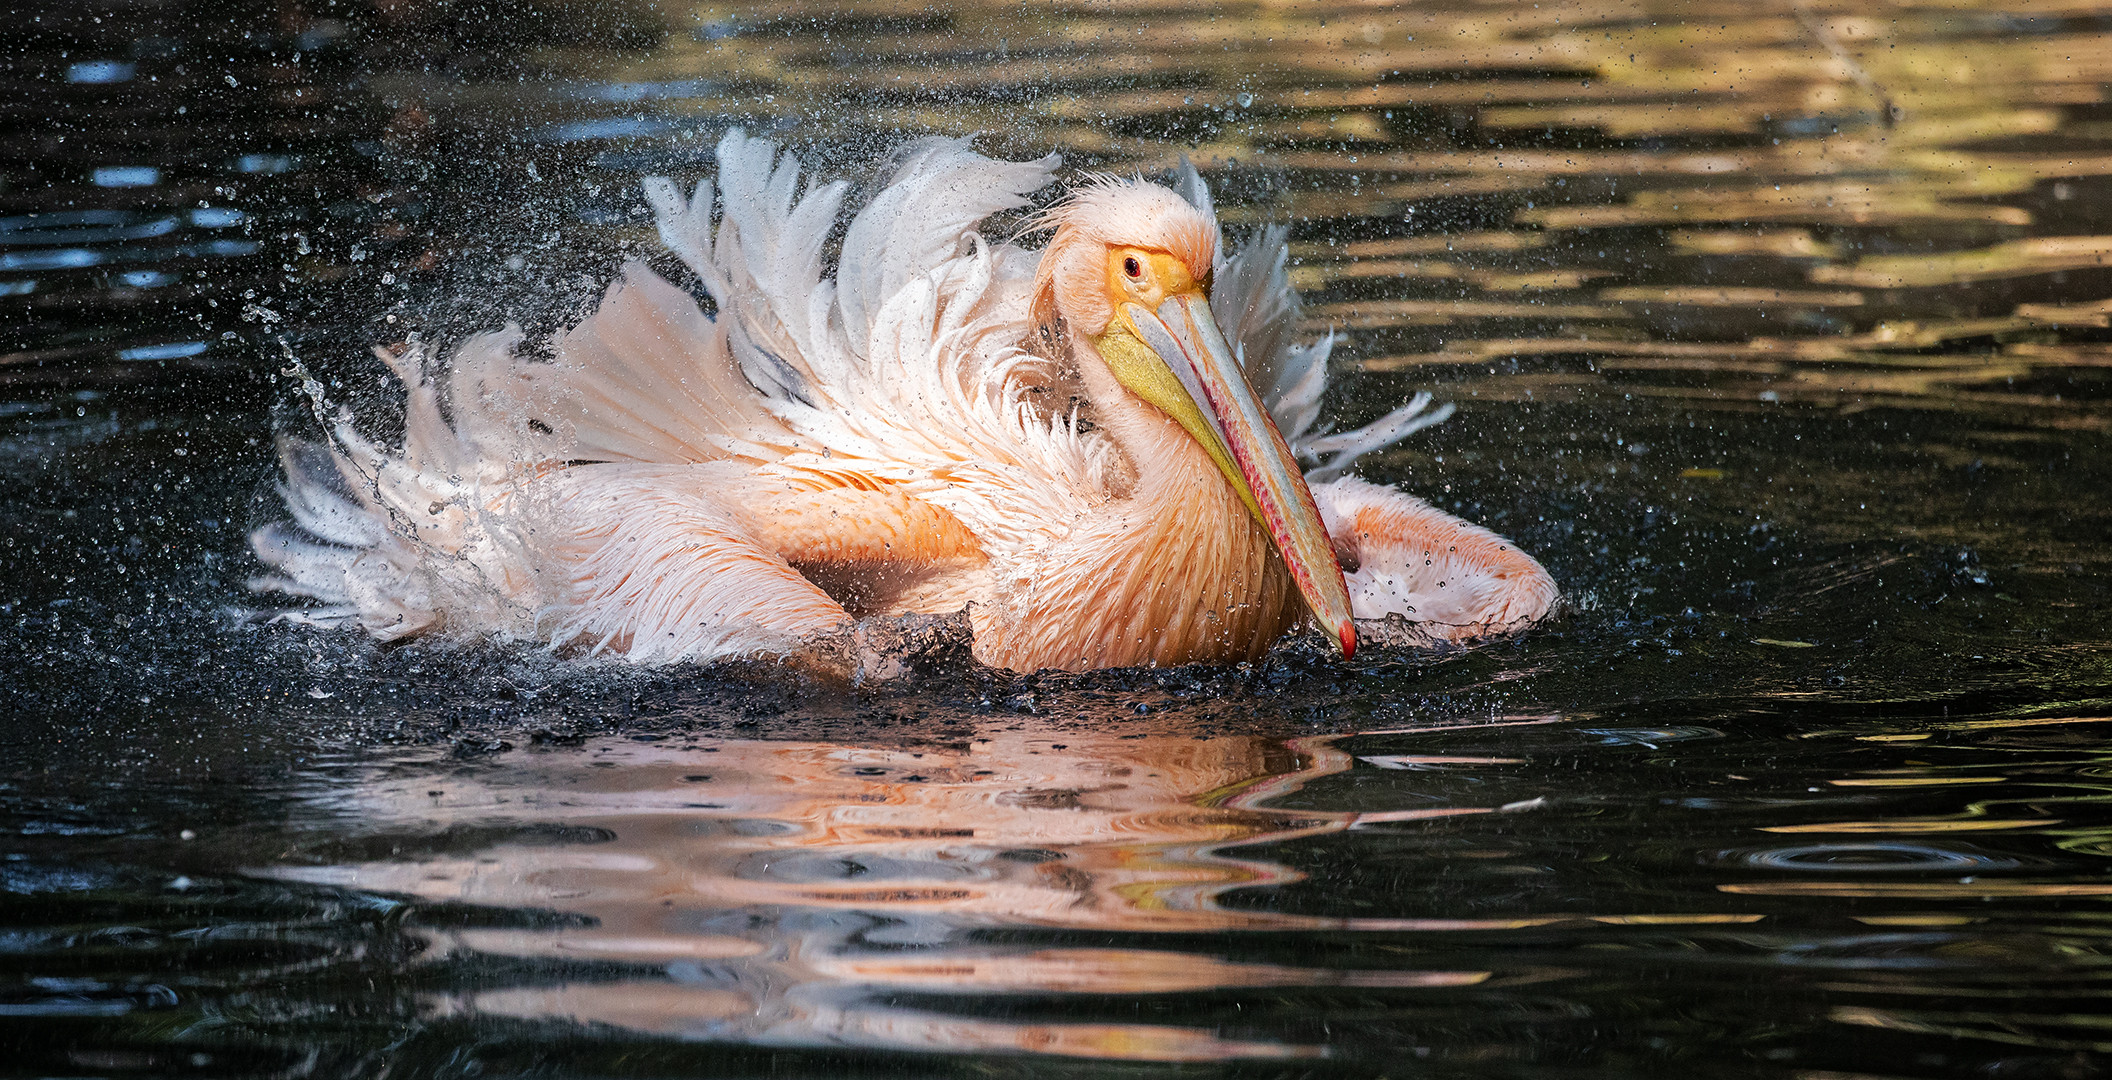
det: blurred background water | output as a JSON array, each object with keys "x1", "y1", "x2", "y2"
[{"x1": 3, "y1": 1, "x2": 2111, "y2": 1077}]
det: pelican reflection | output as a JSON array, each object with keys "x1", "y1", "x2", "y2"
[{"x1": 267, "y1": 726, "x2": 1487, "y2": 1060}]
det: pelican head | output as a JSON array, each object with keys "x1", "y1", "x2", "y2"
[{"x1": 1032, "y1": 179, "x2": 1358, "y2": 658}]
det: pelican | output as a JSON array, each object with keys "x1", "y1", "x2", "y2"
[{"x1": 252, "y1": 131, "x2": 1555, "y2": 672}]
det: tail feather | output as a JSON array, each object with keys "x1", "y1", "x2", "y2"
[
  {"x1": 250, "y1": 334, "x2": 542, "y2": 646},
  {"x1": 249, "y1": 521, "x2": 361, "y2": 602},
  {"x1": 1300, "y1": 394, "x2": 1455, "y2": 483},
  {"x1": 271, "y1": 437, "x2": 385, "y2": 549}
]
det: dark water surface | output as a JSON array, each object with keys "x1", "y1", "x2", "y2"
[{"x1": 4, "y1": 1, "x2": 2112, "y2": 1076}]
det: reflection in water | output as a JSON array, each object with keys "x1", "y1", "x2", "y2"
[
  {"x1": 1717, "y1": 841, "x2": 2023, "y2": 873},
  {"x1": 2, "y1": 702, "x2": 2111, "y2": 1072},
  {"x1": 268, "y1": 729, "x2": 1486, "y2": 1060},
  {"x1": 225, "y1": 705, "x2": 2112, "y2": 1065}
]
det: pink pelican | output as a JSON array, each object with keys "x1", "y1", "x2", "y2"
[{"x1": 253, "y1": 132, "x2": 1555, "y2": 671}]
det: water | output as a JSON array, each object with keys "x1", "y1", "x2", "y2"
[{"x1": 4, "y1": 1, "x2": 2111, "y2": 1076}]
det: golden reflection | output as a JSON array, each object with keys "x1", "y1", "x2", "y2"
[
  {"x1": 2017, "y1": 297, "x2": 2112, "y2": 326},
  {"x1": 1759, "y1": 817, "x2": 2060, "y2": 833},
  {"x1": 385, "y1": 0, "x2": 2112, "y2": 426},
  {"x1": 1598, "y1": 286, "x2": 1864, "y2": 307},
  {"x1": 1315, "y1": 234, "x2": 1550, "y2": 260},
  {"x1": 1523, "y1": 180, "x2": 2038, "y2": 229},
  {"x1": 1478, "y1": 269, "x2": 1618, "y2": 292},
  {"x1": 1827, "y1": 775, "x2": 2009, "y2": 787},
  {"x1": 1306, "y1": 298, "x2": 1630, "y2": 327},
  {"x1": 1813, "y1": 236, "x2": 2112, "y2": 289},
  {"x1": 1669, "y1": 230, "x2": 1840, "y2": 258},
  {"x1": 1939, "y1": 714, "x2": 2112, "y2": 733},
  {"x1": 1831, "y1": 1005, "x2": 2112, "y2": 1054}
]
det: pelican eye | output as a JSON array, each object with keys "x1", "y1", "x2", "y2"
[{"x1": 1123, "y1": 256, "x2": 1142, "y2": 279}]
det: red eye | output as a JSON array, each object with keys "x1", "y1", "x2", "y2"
[{"x1": 1123, "y1": 256, "x2": 1141, "y2": 279}]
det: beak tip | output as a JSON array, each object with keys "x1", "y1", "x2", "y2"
[{"x1": 1337, "y1": 620, "x2": 1357, "y2": 659}]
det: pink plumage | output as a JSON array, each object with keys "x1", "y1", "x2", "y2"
[{"x1": 251, "y1": 131, "x2": 1555, "y2": 671}]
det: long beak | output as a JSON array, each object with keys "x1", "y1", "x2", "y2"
[{"x1": 1122, "y1": 293, "x2": 1358, "y2": 658}]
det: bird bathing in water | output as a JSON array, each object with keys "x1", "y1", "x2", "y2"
[{"x1": 251, "y1": 131, "x2": 1556, "y2": 673}]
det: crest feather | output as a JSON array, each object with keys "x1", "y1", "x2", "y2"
[{"x1": 1030, "y1": 176, "x2": 1220, "y2": 340}]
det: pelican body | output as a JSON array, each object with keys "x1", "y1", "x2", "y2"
[{"x1": 253, "y1": 132, "x2": 1555, "y2": 672}]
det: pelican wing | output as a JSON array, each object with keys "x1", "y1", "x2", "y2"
[
  {"x1": 455, "y1": 262, "x2": 800, "y2": 466},
  {"x1": 649, "y1": 131, "x2": 851, "y2": 408},
  {"x1": 836, "y1": 136, "x2": 1060, "y2": 361},
  {"x1": 1313, "y1": 475, "x2": 1556, "y2": 639},
  {"x1": 643, "y1": 131, "x2": 1122, "y2": 561}
]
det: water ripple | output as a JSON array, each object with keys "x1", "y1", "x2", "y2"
[{"x1": 1716, "y1": 842, "x2": 2023, "y2": 873}]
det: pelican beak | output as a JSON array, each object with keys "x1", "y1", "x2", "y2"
[{"x1": 1114, "y1": 292, "x2": 1358, "y2": 658}]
